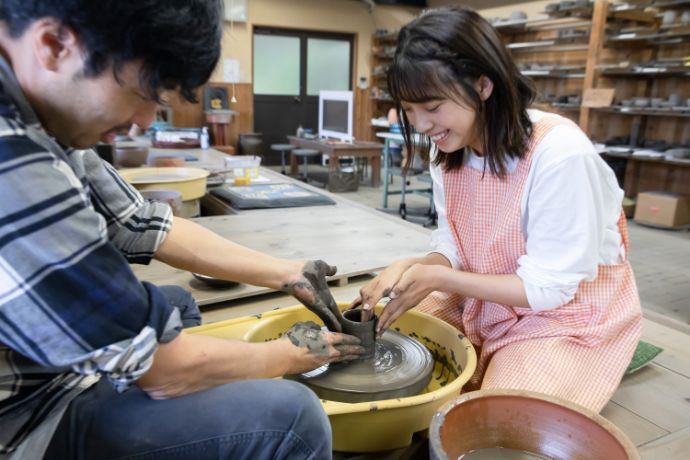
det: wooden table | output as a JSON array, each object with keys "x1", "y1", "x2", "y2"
[
  {"x1": 287, "y1": 136, "x2": 383, "y2": 187},
  {"x1": 131, "y1": 164, "x2": 431, "y2": 306}
]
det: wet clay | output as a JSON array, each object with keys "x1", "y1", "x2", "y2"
[
  {"x1": 341, "y1": 309, "x2": 377, "y2": 359},
  {"x1": 285, "y1": 321, "x2": 331, "y2": 358},
  {"x1": 293, "y1": 329, "x2": 434, "y2": 403},
  {"x1": 284, "y1": 260, "x2": 344, "y2": 332}
]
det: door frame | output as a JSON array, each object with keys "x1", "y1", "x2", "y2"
[{"x1": 251, "y1": 25, "x2": 356, "y2": 163}]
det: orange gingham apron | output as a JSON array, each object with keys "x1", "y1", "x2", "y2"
[{"x1": 415, "y1": 116, "x2": 642, "y2": 412}]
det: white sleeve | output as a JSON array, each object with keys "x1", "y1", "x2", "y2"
[
  {"x1": 429, "y1": 160, "x2": 462, "y2": 269},
  {"x1": 516, "y1": 126, "x2": 624, "y2": 311}
]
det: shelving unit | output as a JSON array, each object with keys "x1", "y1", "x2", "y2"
[
  {"x1": 496, "y1": 6, "x2": 601, "y2": 125},
  {"x1": 588, "y1": 1, "x2": 690, "y2": 151},
  {"x1": 366, "y1": 31, "x2": 398, "y2": 141},
  {"x1": 587, "y1": 0, "x2": 690, "y2": 196},
  {"x1": 365, "y1": 1, "x2": 690, "y2": 196}
]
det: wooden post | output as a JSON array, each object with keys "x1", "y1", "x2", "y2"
[{"x1": 579, "y1": 0, "x2": 609, "y2": 132}]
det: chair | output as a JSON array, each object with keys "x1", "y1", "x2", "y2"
[
  {"x1": 271, "y1": 144, "x2": 295, "y2": 174},
  {"x1": 291, "y1": 149, "x2": 320, "y2": 182},
  {"x1": 380, "y1": 141, "x2": 436, "y2": 227}
]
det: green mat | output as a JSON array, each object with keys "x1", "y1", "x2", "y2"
[{"x1": 625, "y1": 340, "x2": 664, "y2": 375}]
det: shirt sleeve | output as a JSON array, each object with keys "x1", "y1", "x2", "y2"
[
  {"x1": 428, "y1": 156, "x2": 462, "y2": 269},
  {"x1": 78, "y1": 149, "x2": 172, "y2": 264},
  {"x1": 0, "y1": 136, "x2": 182, "y2": 391},
  {"x1": 516, "y1": 125, "x2": 624, "y2": 310}
]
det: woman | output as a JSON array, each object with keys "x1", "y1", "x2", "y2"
[{"x1": 352, "y1": 6, "x2": 641, "y2": 412}]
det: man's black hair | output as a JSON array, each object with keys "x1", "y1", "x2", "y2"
[{"x1": 0, "y1": 0, "x2": 223, "y2": 103}]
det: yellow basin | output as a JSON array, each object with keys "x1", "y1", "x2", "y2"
[
  {"x1": 189, "y1": 303, "x2": 477, "y2": 453},
  {"x1": 118, "y1": 167, "x2": 209, "y2": 200}
]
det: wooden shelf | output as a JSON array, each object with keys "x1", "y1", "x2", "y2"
[
  {"x1": 522, "y1": 70, "x2": 586, "y2": 78},
  {"x1": 607, "y1": 0, "x2": 690, "y2": 13},
  {"x1": 495, "y1": 0, "x2": 690, "y2": 198},
  {"x1": 607, "y1": 29, "x2": 690, "y2": 45},
  {"x1": 539, "y1": 5, "x2": 594, "y2": 19},
  {"x1": 372, "y1": 32, "x2": 398, "y2": 42},
  {"x1": 507, "y1": 39, "x2": 590, "y2": 52},
  {"x1": 601, "y1": 66, "x2": 690, "y2": 77},
  {"x1": 593, "y1": 107, "x2": 690, "y2": 117},
  {"x1": 494, "y1": 17, "x2": 592, "y2": 34}
]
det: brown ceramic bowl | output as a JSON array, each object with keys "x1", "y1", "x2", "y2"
[
  {"x1": 429, "y1": 389, "x2": 639, "y2": 460},
  {"x1": 114, "y1": 147, "x2": 149, "y2": 168}
]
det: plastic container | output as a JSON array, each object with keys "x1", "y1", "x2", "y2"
[
  {"x1": 224, "y1": 155, "x2": 261, "y2": 179},
  {"x1": 118, "y1": 167, "x2": 209, "y2": 200}
]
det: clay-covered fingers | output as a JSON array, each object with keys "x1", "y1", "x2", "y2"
[
  {"x1": 327, "y1": 332, "x2": 365, "y2": 362},
  {"x1": 288, "y1": 260, "x2": 343, "y2": 332}
]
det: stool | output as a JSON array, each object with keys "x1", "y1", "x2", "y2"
[
  {"x1": 291, "y1": 149, "x2": 320, "y2": 181},
  {"x1": 271, "y1": 144, "x2": 295, "y2": 174}
]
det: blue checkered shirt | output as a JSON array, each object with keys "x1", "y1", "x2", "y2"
[{"x1": 0, "y1": 58, "x2": 182, "y2": 455}]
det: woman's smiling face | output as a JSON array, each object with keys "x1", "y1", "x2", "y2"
[{"x1": 400, "y1": 95, "x2": 481, "y2": 154}]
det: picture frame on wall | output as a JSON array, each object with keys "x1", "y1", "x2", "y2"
[{"x1": 224, "y1": 0, "x2": 247, "y2": 22}]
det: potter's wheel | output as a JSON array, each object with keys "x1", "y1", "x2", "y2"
[{"x1": 293, "y1": 330, "x2": 434, "y2": 403}]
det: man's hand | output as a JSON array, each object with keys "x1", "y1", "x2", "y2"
[
  {"x1": 283, "y1": 260, "x2": 344, "y2": 332},
  {"x1": 282, "y1": 321, "x2": 364, "y2": 374}
]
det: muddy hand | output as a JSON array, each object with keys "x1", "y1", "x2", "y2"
[
  {"x1": 283, "y1": 260, "x2": 344, "y2": 332},
  {"x1": 285, "y1": 321, "x2": 364, "y2": 371}
]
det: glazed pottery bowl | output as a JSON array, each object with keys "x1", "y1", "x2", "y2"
[{"x1": 429, "y1": 389, "x2": 639, "y2": 460}]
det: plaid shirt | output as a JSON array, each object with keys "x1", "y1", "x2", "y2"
[{"x1": 0, "y1": 58, "x2": 182, "y2": 456}]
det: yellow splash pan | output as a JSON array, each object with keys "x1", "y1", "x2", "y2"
[{"x1": 189, "y1": 302, "x2": 477, "y2": 452}]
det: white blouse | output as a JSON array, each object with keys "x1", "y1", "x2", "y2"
[{"x1": 430, "y1": 110, "x2": 624, "y2": 311}]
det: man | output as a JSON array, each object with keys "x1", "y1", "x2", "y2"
[{"x1": 0, "y1": 1, "x2": 361, "y2": 458}]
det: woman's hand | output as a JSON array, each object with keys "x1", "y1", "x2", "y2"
[
  {"x1": 281, "y1": 321, "x2": 365, "y2": 374},
  {"x1": 282, "y1": 260, "x2": 344, "y2": 332},
  {"x1": 377, "y1": 264, "x2": 443, "y2": 334},
  {"x1": 348, "y1": 258, "x2": 419, "y2": 321}
]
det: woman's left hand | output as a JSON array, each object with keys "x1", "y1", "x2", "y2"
[{"x1": 377, "y1": 263, "x2": 442, "y2": 334}]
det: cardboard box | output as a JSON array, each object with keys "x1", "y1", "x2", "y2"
[{"x1": 634, "y1": 192, "x2": 690, "y2": 228}]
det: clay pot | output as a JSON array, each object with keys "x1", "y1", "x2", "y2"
[
  {"x1": 429, "y1": 389, "x2": 639, "y2": 460},
  {"x1": 341, "y1": 309, "x2": 377, "y2": 359},
  {"x1": 114, "y1": 147, "x2": 149, "y2": 168}
]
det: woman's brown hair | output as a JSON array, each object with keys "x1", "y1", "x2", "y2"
[{"x1": 388, "y1": 5, "x2": 536, "y2": 176}]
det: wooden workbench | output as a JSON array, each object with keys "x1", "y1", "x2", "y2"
[
  {"x1": 131, "y1": 162, "x2": 431, "y2": 306},
  {"x1": 287, "y1": 136, "x2": 383, "y2": 187}
]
